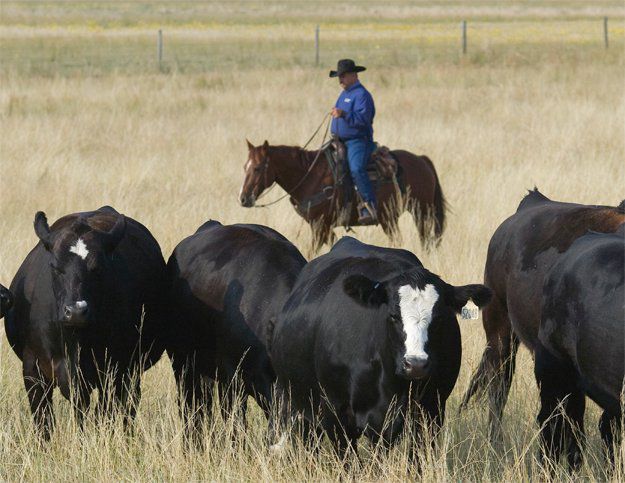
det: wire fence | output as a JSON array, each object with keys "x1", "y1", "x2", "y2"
[{"x1": 0, "y1": 18, "x2": 621, "y2": 76}]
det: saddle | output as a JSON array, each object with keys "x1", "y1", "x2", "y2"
[
  {"x1": 294, "y1": 138, "x2": 404, "y2": 226},
  {"x1": 322, "y1": 137, "x2": 400, "y2": 185}
]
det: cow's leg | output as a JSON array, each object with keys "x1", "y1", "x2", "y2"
[
  {"x1": 323, "y1": 405, "x2": 359, "y2": 468},
  {"x1": 535, "y1": 343, "x2": 585, "y2": 470},
  {"x1": 461, "y1": 292, "x2": 519, "y2": 444},
  {"x1": 268, "y1": 385, "x2": 293, "y2": 452},
  {"x1": 599, "y1": 410, "x2": 621, "y2": 466},
  {"x1": 410, "y1": 396, "x2": 444, "y2": 472},
  {"x1": 219, "y1": 380, "x2": 248, "y2": 439},
  {"x1": 172, "y1": 356, "x2": 209, "y2": 450},
  {"x1": 118, "y1": 374, "x2": 142, "y2": 431},
  {"x1": 23, "y1": 358, "x2": 54, "y2": 441},
  {"x1": 56, "y1": 359, "x2": 91, "y2": 430}
]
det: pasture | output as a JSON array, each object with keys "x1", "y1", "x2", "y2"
[{"x1": 1, "y1": 1, "x2": 624, "y2": 480}]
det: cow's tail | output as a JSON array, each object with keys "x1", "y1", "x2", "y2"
[{"x1": 459, "y1": 351, "x2": 491, "y2": 411}]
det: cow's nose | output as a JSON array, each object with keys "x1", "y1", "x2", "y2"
[
  {"x1": 403, "y1": 356, "x2": 430, "y2": 379},
  {"x1": 63, "y1": 301, "x2": 89, "y2": 326}
]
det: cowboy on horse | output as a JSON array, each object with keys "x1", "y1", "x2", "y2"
[
  {"x1": 330, "y1": 59, "x2": 378, "y2": 225},
  {"x1": 239, "y1": 60, "x2": 446, "y2": 254}
]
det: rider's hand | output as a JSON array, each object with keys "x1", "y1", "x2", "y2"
[{"x1": 331, "y1": 108, "x2": 344, "y2": 119}]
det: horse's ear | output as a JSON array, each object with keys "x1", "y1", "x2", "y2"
[
  {"x1": 246, "y1": 139, "x2": 254, "y2": 151},
  {"x1": 262, "y1": 140, "x2": 269, "y2": 151}
]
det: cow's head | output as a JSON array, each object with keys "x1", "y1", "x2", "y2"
[
  {"x1": 34, "y1": 211, "x2": 126, "y2": 328},
  {"x1": 0, "y1": 284, "x2": 12, "y2": 319},
  {"x1": 344, "y1": 270, "x2": 492, "y2": 380},
  {"x1": 239, "y1": 140, "x2": 276, "y2": 207}
]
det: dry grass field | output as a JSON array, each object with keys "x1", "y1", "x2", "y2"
[{"x1": 1, "y1": 1, "x2": 624, "y2": 480}]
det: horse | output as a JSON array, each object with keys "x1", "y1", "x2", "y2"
[{"x1": 238, "y1": 140, "x2": 446, "y2": 254}]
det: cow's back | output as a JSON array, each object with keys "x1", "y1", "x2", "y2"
[
  {"x1": 167, "y1": 221, "x2": 306, "y2": 384},
  {"x1": 485, "y1": 192, "x2": 624, "y2": 350}
]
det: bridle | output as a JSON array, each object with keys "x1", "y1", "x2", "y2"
[{"x1": 248, "y1": 113, "x2": 332, "y2": 208}]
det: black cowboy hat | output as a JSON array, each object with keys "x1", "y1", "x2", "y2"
[{"x1": 329, "y1": 59, "x2": 366, "y2": 78}]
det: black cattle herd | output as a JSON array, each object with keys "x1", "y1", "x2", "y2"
[{"x1": 1, "y1": 189, "x2": 623, "y2": 471}]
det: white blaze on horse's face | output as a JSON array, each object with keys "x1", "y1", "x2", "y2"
[
  {"x1": 239, "y1": 159, "x2": 254, "y2": 204},
  {"x1": 397, "y1": 284, "x2": 439, "y2": 361},
  {"x1": 69, "y1": 238, "x2": 89, "y2": 260}
]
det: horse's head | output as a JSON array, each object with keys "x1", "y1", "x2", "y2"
[{"x1": 239, "y1": 139, "x2": 276, "y2": 207}]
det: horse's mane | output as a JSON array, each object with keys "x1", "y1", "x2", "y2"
[{"x1": 268, "y1": 144, "x2": 321, "y2": 169}]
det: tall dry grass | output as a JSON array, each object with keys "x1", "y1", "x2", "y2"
[{"x1": 1, "y1": 3, "x2": 624, "y2": 480}]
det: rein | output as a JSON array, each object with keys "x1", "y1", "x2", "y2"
[{"x1": 253, "y1": 113, "x2": 332, "y2": 208}]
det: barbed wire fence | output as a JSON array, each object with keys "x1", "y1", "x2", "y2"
[{"x1": 0, "y1": 17, "x2": 617, "y2": 76}]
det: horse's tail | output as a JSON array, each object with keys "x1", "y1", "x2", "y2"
[{"x1": 422, "y1": 155, "x2": 447, "y2": 243}]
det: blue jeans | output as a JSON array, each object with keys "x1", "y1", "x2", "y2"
[{"x1": 344, "y1": 138, "x2": 376, "y2": 206}]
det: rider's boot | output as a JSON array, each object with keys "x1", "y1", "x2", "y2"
[{"x1": 358, "y1": 201, "x2": 378, "y2": 226}]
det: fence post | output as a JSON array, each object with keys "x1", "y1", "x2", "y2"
[
  {"x1": 315, "y1": 25, "x2": 320, "y2": 66},
  {"x1": 604, "y1": 17, "x2": 609, "y2": 49},
  {"x1": 462, "y1": 20, "x2": 467, "y2": 54},
  {"x1": 157, "y1": 29, "x2": 163, "y2": 70}
]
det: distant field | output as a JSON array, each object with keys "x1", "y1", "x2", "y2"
[{"x1": 1, "y1": 1, "x2": 624, "y2": 481}]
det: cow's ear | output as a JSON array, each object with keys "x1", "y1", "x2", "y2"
[
  {"x1": 34, "y1": 211, "x2": 53, "y2": 250},
  {"x1": 100, "y1": 215, "x2": 127, "y2": 253},
  {"x1": 344, "y1": 275, "x2": 388, "y2": 307},
  {"x1": 451, "y1": 284, "x2": 492, "y2": 313},
  {"x1": 0, "y1": 286, "x2": 13, "y2": 318}
]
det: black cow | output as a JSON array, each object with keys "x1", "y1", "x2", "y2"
[
  {"x1": 461, "y1": 189, "x2": 625, "y2": 441},
  {"x1": 5, "y1": 207, "x2": 167, "y2": 439},
  {"x1": 0, "y1": 284, "x2": 12, "y2": 319},
  {"x1": 166, "y1": 220, "x2": 306, "y2": 440},
  {"x1": 535, "y1": 226, "x2": 624, "y2": 469},
  {"x1": 268, "y1": 237, "x2": 491, "y2": 463}
]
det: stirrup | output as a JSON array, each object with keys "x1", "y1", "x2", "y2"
[{"x1": 357, "y1": 202, "x2": 378, "y2": 226}]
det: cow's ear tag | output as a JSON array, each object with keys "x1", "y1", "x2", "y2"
[{"x1": 461, "y1": 300, "x2": 479, "y2": 320}]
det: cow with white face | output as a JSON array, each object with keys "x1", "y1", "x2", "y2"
[{"x1": 268, "y1": 236, "x2": 491, "y2": 465}]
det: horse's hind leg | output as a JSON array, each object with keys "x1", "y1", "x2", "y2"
[
  {"x1": 461, "y1": 291, "x2": 519, "y2": 446},
  {"x1": 409, "y1": 201, "x2": 435, "y2": 250},
  {"x1": 309, "y1": 220, "x2": 333, "y2": 256},
  {"x1": 380, "y1": 210, "x2": 401, "y2": 246}
]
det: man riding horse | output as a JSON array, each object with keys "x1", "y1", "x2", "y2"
[{"x1": 330, "y1": 59, "x2": 377, "y2": 225}]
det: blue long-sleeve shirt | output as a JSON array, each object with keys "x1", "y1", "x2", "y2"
[{"x1": 331, "y1": 81, "x2": 375, "y2": 141}]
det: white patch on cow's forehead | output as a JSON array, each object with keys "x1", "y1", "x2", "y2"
[
  {"x1": 69, "y1": 238, "x2": 89, "y2": 260},
  {"x1": 398, "y1": 284, "x2": 439, "y2": 360}
]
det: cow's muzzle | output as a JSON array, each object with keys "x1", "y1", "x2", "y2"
[
  {"x1": 402, "y1": 356, "x2": 431, "y2": 380},
  {"x1": 63, "y1": 300, "x2": 89, "y2": 327}
]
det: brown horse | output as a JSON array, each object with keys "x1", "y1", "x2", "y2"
[{"x1": 239, "y1": 140, "x2": 446, "y2": 253}]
